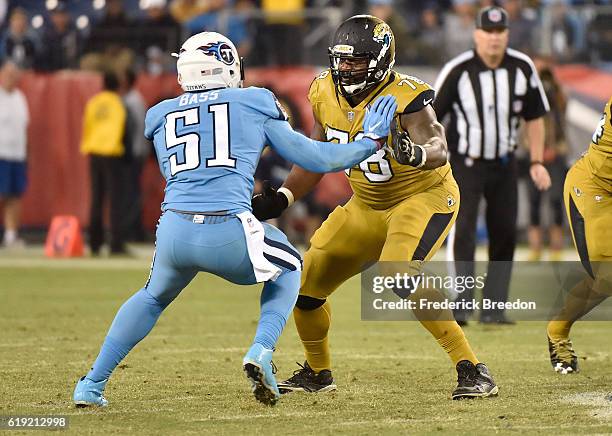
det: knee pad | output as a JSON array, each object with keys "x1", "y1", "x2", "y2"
[{"x1": 295, "y1": 295, "x2": 326, "y2": 311}]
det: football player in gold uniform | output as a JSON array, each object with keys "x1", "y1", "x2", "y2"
[
  {"x1": 547, "y1": 96, "x2": 612, "y2": 374},
  {"x1": 252, "y1": 15, "x2": 498, "y2": 399}
]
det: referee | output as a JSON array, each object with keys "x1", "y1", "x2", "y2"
[{"x1": 433, "y1": 6, "x2": 551, "y2": 325}]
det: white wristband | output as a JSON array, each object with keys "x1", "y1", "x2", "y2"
[
  {"x1": 414, "y1": 144, "x2": 427, "y2": 168},
  {"x1": 278, "y1": 187, "x2": 295, "y2": 206}
]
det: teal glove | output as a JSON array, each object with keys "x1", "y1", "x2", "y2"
[{"x1": 362, "y1": 95, "x2": 398, "y2": 141}]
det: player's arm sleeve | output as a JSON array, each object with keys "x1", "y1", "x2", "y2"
[
  {"x1": 257, "y1": 88, "x2": 290, "y2": 121},
  {"x1": 402, "y1": 89, "x2": 436, "y2": 114},
  {"x1": 263, "y1": 118, "x2": 377, "y2": 173}
]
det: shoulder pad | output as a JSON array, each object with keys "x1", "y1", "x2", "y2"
[
  {"x1": 308, "y1": 69, "x2": 333, "y2": 104},
  {"x1": 247, "y1": 87, "x2": 289, "y2": 121},
  {"x1": 391, "y1": 73, "x2": 435, "y2": 114}
]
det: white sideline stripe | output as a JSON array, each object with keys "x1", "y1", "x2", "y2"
[
  {"x1": 193, "y1": 411, "x2": 318, "y2": 421},
  {"x1": 263, "y1": 243, "x2": 301, "y2": 270},
  {"x1": 567, "y1": 99, "x2": 603, "y2": 133},
  {"x1": 194, "y1": 414, "x2": 470, "y2": 424},
  {"x1": 561, "y1": 392, "x2": 612, "y2": 420}
]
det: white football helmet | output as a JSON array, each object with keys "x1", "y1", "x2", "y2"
[{"x1": 173, "y1": 32, "x2": 244, "y2": 92}]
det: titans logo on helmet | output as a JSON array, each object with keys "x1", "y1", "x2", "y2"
[{"x1": 198, "y1": 42, "x2": 235, "y2": 65}]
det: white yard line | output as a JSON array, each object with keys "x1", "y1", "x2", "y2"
[{"x1": 561, "y1": 392, "x2": 612, "y2": 421}]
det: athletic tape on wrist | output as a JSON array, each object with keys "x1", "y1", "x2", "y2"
[
  {"x1": 413, "y1": 144, "x2": 426, "y2": 168},
  {"x1": 278, "y1": 187, "x2": 295, "y2": 206}
]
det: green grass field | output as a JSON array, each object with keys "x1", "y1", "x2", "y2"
[{"x1": 1, "y1": 250, "x2": 612, "y2": 434}]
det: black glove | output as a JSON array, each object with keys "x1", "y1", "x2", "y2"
[
  {"x1": 251, "y1": 180, "x2": 289, "y2": 221},
  {"x1": 389, "y1": 130, "x2": 426, "y2": 168}
]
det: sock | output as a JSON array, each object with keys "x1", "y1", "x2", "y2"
[
  {"x1": 411, "y1": 287, "x2": 478, "y2": 365},
  {"x1": 547, "y1": 276, "x2": 606, "y2": 340},
  {"x1": 86, "y1": 336, "x2": 132, "y2": 383},
  {"x1": 253, "y1": 270, "x2": 300, "y2": 350},
  {"x1": 293, "y1": 301, "x2": 331, "y2": 373},
  {"x1": 546, "y1": 320, "x2": 573, "y2": 341},
  {"x1": 3, "y1": 229, "x2": 17, "y2": 244},
  {"x1": 87, "y1": 288, "x2": 167, "y2": 382},
  {"x1": 422, "y1": 320, "x2": 479, "y2": 365}
]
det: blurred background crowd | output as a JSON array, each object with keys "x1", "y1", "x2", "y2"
[
  {"x1": 0, "y1": 0, "x2": 610, "y2": 253},
  {"x1": 2, "y1": 0, "x2": 612, "y2": 72}
]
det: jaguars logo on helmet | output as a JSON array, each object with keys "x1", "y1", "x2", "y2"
[
  {"x1": 328, "y1": 15, "x2": 396, "y2": 98},
  {"x1": 372, "y1": 22, "x2": 393, "y2": 60}
]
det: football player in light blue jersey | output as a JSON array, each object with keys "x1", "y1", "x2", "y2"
[{"x1": 73, "y1": 31, "x2": 397, "y2": 407}]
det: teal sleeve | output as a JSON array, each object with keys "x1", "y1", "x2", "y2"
[{"x1": 263, "y1": 118, "x2": 377, "y2": 173}]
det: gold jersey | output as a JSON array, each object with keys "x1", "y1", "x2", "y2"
[
  {"x1": 587, "y1": 96, "x2": 612, "y2": 189},
  {"x1": 308, "y1": 69, "x2": 451, "y2": 210}
]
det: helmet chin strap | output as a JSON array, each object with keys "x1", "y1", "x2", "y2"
[
  {"x1": 338, "y1": 65, "x2": 391, "y2": 99},
  {"x1": 341, "y1": 81, "x2": 367, "y2": 96}
]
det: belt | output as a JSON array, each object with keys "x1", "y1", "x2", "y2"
[{"x1": 168, "y1": 209, "x2": 233, "y2": 224}]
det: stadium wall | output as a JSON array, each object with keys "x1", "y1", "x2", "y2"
[
  {"x1": 14, "y1": 67, "x2": 316, "y2": 231},
  {"x1": 9, "y1": 64, "x2": 610, "y2": 231}
]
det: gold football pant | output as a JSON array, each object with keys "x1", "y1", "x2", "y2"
[
  {"x1": 548, "y1": 157, "x2": 612, "y2": 340},
  {"x1": 294, "y1": 174, "x2": 479, "y2": 371}
]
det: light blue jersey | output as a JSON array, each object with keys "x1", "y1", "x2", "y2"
[
  {"x1": 145, "y1": 86, "x2": 378, "y2": 214},
  {"x1": 75, "y1": 29, "x2": 397, "y2": 408}
]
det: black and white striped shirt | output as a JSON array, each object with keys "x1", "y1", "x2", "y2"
[{"x1": 433, "y1": 48, "x2": 549, "y2": 160}]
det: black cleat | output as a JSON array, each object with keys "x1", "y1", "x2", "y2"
[
  {"x1": 243, "y1": 362, "x2": 279, "y2": 406},
  {"x1": 548, "y1": 336, "x2": 579, "y2": 374},
  {"x1": 452, "y1": 360, "x2": 499, "y2": 400},
  {"x1": 277, "y1": 361, "x2": 337, "y2": 394}
]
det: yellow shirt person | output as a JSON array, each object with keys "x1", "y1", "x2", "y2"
[
  {"x1": 81, "y1": 90, "x2": 127, "y2": 157},
  {"x1": 80, "y1": 72, "x2": 130, "y2": 256}
]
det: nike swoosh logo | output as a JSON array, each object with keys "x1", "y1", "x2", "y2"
[
  {"x1": 369, "y1": 120, "x2": 383, "y2": 131},
  {"x1": 423, "y1": 98, "x2": 433, "y2": 105}
]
